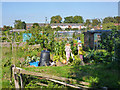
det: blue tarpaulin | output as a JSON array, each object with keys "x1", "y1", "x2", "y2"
[{"x1": 29, "y1": 61, "x2": 39, "y2": 67}]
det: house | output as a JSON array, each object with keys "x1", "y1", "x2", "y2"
[
  {"x1": 26, "y1": 23, "x2": 47, "y2": 30},
  {"x1": 26, "y1": 23, "x2": 86, "y2": 30},
  {"x1": 10, "y1": 29, "x2": 25, "y2": 33},
  {"x1": 83, "y1": 30, "x2": 111, "y2": 49}
]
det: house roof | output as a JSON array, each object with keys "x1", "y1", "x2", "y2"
[
  {"x1": 87, "y1": 30, "x2": 111, "y2": 33},
  {"x1": 26, "y1": 23, "x2": 83, "y2": 26},
  {"x1": 10, "y1": 29, "x2": 25, "y2": 32},
  {"x1": 50, "y1": 23, "x2": 83, "y2": 26}
]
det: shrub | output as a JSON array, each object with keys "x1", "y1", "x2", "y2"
[
  {"x1": 84, "y1": 49, "x2": 111, "y2": 64},
  {"x1": 72, "y1": 55, "x2": 81, "y2": 66}
]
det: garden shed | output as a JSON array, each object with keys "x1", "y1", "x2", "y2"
[{"x1": 83, "y1": 30, "x2": 111, "y2": 49}]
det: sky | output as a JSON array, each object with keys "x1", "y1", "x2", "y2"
[{"x1": 1, "y1": 2, "x2": 119, "y2": 27}]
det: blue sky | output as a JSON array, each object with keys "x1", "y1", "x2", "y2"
[{"x1": 2, "y1": 2, "x2": 118, "y2": 27}]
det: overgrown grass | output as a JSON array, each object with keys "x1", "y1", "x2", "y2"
[
  {"x1": 1, "y1": 46, "x2": 120, "y2": 89},
  {"x1": 24, "y1": 63, "x2": 120, "y2": 88},
  {"x1": 1, "y1": 46, "x2": 42, "y2": 88}
]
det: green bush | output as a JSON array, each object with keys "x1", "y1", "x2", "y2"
[
  {"x1": 72, "y1": 55, "x2": 81, "y2": 66},
  {"x1": 84, "y1": 49, "x2": 111, "y2": 64}
]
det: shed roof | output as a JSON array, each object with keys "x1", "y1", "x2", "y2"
[{"x1": 87, "y1": 30, "x2": 111, "y2": 33}]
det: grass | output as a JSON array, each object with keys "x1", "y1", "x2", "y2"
[
  {"x1": 1, "y1": 47, "x2": 12, "y2": 88},
  {"x1": 1, "y1": 46, "x2": 120, "y2": 89},
  {"x1": 24, "y1": 66, "x2": 72, "y2": 78},
  {"x1": 23, "y1": 64, "x2": 120, "y2": 88}
]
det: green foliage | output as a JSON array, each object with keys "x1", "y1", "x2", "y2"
[
  {"x1": 14, "y1": 20, "x2": 26, "y2": 29},
  {"x1": 32, "y1": 23, "x2": 40, "y2": 28},
  {"x1": 56, "y1": 26, "x2": 62, "y2": 31},
  {"x1": 2, "y1": 25, "x2": 13, "y2": 31},
  {"x1": 72, "y1": 28, "x2": 79, "y2": 30},
  {"x1": 73, "y1": 16, "x2": 84, "y2": 23},
  {"x1": 50, "y1": 15, "x2": 62, "y2": 23},
  {"x1": 92, "y1": 19, "x2": 101, "y2": 27},
  {"x1": 64, "y1": 16, "x2": 84, "y2": 23},
  {"x1": 24, "y1": 64, "x2": 120, "y2": 88},
  {"x1": 14, "y1": 32, "x2": 23, "y2": 42},
  {"x1": 102, "y1": 22, "x2": 115, "y2": 30},
  {"x1": 64, "y1": 16, "x2": 73, "y2": 23},
  {"x1": 103, "y1": 17, "x2": 117, "y2": 24},
  {"x1": 3, "y1": 59, "x2": 11, "y2": 67},
  {"x1": 72, "y1": 55, "x2": 81, "y2": 66},
  {"x1": 85, "y1": 76, "x2": 99, "y2": 87},
  {"x1": 114, "y1": 16, "x2": 120, "y2": 23},
  {"x1": 84, "y1": 19, "x2": 91, "y2": 26},
  {"x1": 101, "y1": 28, "x2": 120, "y2": 62},
  {"x1": 84, "y1": 49, "x2": 111, "y2": 64}
]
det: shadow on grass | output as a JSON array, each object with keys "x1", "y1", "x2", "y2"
[{"x1": 69, "y1": 62, "x2": 120, "y2": 89}]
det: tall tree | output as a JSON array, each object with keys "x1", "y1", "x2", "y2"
[
  {"x1": 92, "y1": 19, "x2": 101, "y2": 26},
  {"x1": 22, "y1": 21, "x2": 26, "y2": 29},
  {"x1": 64, "y1": 16, "x2": 73, "y2": 23},
  {"x1": 2, "y1": 25, "x2": 12, "y2": 31},
  {"x1": 84, "y1": 19, "x2": 91, "y2": 26},
  {"x1": 103, "y1": 17, "x2": 117, "y2": 24},
  {"x1": 102, "y1": 22, "x2": 115, "y2": 30},
  {"x1": 114, "y1": 16, "x2": 120, "y2": 23},
  {"x1": 73, "y1": 16, "x2": 84, "y2": 23},
  {"x1": 50, "y1": 15, "x2": 62, "y2": 23},
  {"x1": 14, "y1": 20, "x2": 26, "y2": 29},
  {"x1": 32, "y1": 23, "x2": 40, "y2": 28}
]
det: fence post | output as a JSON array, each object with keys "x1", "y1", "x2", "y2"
[
  {"x1": 20, "y1": 73, "x2": 24, "y2": 89},
  {"x1": 12, "y1": 65, "x2": 20, "y2": 89}
]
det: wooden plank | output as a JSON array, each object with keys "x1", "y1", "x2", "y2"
[
  {"x1": 75, "y1": 84, "x2": 89, "y2": 89},
  {"x1": 15, "y1": 67, "x2": 89, "y2": 86},
  {"x1": 15, "y1": 68, "x2": 68, "y2": 81},
  {"x1": 48, "y1": 79, "x2": 81, "y2": 89},
  {"x1": 36, "y1": 83, "x2": 48, "y2": 87}
]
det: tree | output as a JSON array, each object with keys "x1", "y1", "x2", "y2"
[
  {"x1": 32, "y1": 23, "x2": 40, "y2": 28},
  {"x1": 101, "y1": 27, "x2": 120, "y2": 62},
  {"x1": 103, "y1": 17, "x2": 117, "y2": 24},
  {"x1": 50, "y1": 15, "x2": 62, "y2": 23},
  {"x1": 14, "y1": 20, "x2": 26, "y2": 29},
  {"x1": 2, "y1": 25, "x2": 12, "y2": 31},
  {"x1": 56, "y1": 26, "x2": 62, "y2": 31},
  {"x1": 102, "y1": 22, "x2": 115, "y2": 30},
  {"x1": 73, "y1": 16, "x2": 84, "y2": 23},
  {"x1": 64, "y1": 16, "x2": 74, "y2": 23},
  {"x1": 84, "y1": 19, "x2": 91, "y2": 26},
  {"x1": 92, "y1": 19, "x2": 101, "y2": 27},
  {"x1": 114, "y1": 16, "x2": 120, "y2": 23},
  {"x1": 22, "y1": 21, "x2": 26, "y2": 29}
]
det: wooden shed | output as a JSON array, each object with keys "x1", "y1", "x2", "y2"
[{"x1": 83, "y1": 30, "x2": 111, "y2": 49}]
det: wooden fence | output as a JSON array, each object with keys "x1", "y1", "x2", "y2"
[{"x1": 11, "y1": 65, "x2": 90, "y2": 89}]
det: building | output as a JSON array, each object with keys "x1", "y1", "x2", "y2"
[
  {"x1": 26, "y1": 23, "x2": 47, "y2": 30},
  {"x1": 83, "y1": 30, "x2": 111, "y2": 49},
  {"x1": 56, "y1": 30, "x2": 81, "y2": 39},
  {"x1": 10, "y1": 29, "x2": 25, "y2": 33},
  {"x1": 26, "y1": 23, "x2": 86, "y2": 30}
]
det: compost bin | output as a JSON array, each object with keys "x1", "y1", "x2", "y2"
[{"x1": 39, "y1": 50, "x2": 50, "y2": 66}]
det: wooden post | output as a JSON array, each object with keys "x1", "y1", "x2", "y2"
[
  {"x1": 20, "y1": 73, "x2": 23, "y2": 89},
  {"x1": 12, "y1": 66, "x2": 20, "y2": 89}
]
